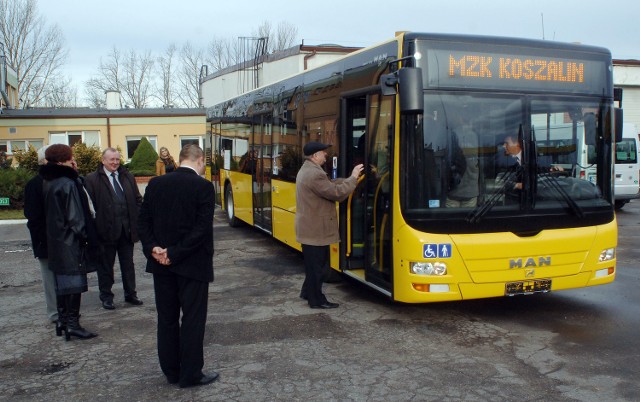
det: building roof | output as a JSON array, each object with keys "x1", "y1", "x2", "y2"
[
  {"x1": 201, "y1": 43, "x2": 361, "y2": 83},
  {"x1": 0, "y1": 107, "x2": 206, "y2": 119},
  {"x1": 614, "y1": 59, "x2": 640, "y2": 67}
]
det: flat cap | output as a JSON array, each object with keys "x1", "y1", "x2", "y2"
[{"x1": 303, "y1": 141, "x2": 331, "y2": 156}]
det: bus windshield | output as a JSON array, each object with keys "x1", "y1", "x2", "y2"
[{"x1": 401, "y1": 93, "x2": 612, "y2": 234}]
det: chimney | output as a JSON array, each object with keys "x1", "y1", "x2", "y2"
[{"x1": 105, "y1": 90, "x2": 122, "y2": 110}]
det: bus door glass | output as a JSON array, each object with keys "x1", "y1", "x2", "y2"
[
  {"x1": 252, "y1": 115, "x2": 273, "y2": 231},
  {"x1": 343, "y1": 93, "x2": 393, "y2": 289},
  {"x1": 366, "y1": 94, "x2": 393, "y2": 286},
  {"x1": 343, "y1": 95, "x2": 367, "y2": 271}
]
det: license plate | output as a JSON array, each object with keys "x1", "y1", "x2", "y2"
[{"x1": 505, "y1": 279, "x2": 551, "y2": 296}]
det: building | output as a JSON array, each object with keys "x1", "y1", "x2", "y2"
[
  {"x1": 0, "y1": 106, "x2": 206, "y2": 162},
  {"x1": 614, "y1": 59, "x2": 640, "y2": 132},
  {"x1": 200, "y1": 43, "x2": 361, "y2": 106},
  {"x1": 0, "y1": 50, "x2": 18, "y2": 111}
]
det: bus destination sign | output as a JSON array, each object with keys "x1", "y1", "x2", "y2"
[
  {"x1": 449, "y1": 54, "x2": 584, "y2": 83},
  {"x1": 423, "y1": 46, "x2": 608, "y2": 95}
]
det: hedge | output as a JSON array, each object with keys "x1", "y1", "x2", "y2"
[{"x1": 0, "y1": 168, "x2": 36, "y2": 210}]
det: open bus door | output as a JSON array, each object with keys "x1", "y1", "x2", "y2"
[
  {"x1": 252, "y1": 114, "x2": 273, "y2": 232},
  {"x1": 341, "y1": 93, "x2": 393, "y2": 291}
]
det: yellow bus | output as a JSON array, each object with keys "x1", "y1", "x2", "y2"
[{"x1": 206, "y1": 32, "x2": 622, "y2": 303}]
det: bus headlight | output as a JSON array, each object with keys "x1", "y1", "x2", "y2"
[
  {"x1": 598, "y1": 248, "x2": 615, "y2": 262},
  {"x1": 410, "y1": 262, "x2": 447, "y2": 275}
]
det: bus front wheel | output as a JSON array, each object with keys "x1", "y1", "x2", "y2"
[
  {"x1": 615, "y1": 200, "x2": 628, "y2": 210},
  {"x1": 225, "y1": 186, "x2": 240, "y2": 227}
]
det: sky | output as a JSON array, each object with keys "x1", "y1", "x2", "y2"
[{"x1": 38, "y1": 0, "x2": 640, "y2": 95}]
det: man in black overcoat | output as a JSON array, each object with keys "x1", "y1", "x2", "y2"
[{"x1": 137, "y1": 144, "x2": 217, "y2": 388}]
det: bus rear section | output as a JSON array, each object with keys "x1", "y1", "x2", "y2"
[{"x1": 613, "y1": 123, "x2": 640, "y2": 209}]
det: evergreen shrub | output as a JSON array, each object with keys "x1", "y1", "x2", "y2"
[
  {"x1": 0, "y1": 168, "x2": 35, "y2": 209},
  {"x1": 12, "y1": 145, "x2": 39, "y2": 173},
  {"x1": 128, "y1": 138, "x2": 158, "y2": 176},
  {"x1": 73, "y1": 143, "x2": 102, "y2": 176}
]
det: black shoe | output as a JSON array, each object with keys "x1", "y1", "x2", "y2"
[
  {"x1": 299, "y1": 293, "x2": 308, "y2": 300},
  {"x1": 125, "y1": 296, "x2": 143, "y2": 306},
  {"x1": 179, "y1": 372, "x2": 219, "y2": 388},
  {"x1": 167, "y1": 376, "x2": 179, "y2": 384},
  {"x1": 102, "y1": 300, "x2": 115, "y2": 310},
  {"x1": 310, "y1": 302, "x2": 339, "y2": 309}
]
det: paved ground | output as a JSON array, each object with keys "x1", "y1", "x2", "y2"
[
  {"x1": 3, "y1": 205, "x2": 640, "y2": 401},
  {"x1": 0, "y1": 209, "x2": 411, "y2": 401}
]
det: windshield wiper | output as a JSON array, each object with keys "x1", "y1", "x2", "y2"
[
  {"x1": 466, "y1": 166, "x2": 517, "y2": 223},
  {"x1": 537, "y1": 171, "x2": 584, "y2": 218}
]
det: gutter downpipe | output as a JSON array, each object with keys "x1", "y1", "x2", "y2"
[
  {"x1": 303, "y1": 50, "x2": 317, "y2": 71},
  {"x1": 107, "y1": 116, "x2": 112, "y2": 147}
]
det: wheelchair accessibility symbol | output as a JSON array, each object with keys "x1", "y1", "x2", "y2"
[{"x1": 423, "y1": 243, "x2": 452, "y2": 259}]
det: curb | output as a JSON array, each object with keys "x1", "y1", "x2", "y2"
[{"x1": 0, "y1": 219, "x2": 27, "y2": 225}]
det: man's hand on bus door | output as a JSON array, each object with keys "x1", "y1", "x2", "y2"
[
  {"x1": 152, "y1": 246, "x2": 171, "y2": 266},
  {"x1": 351, "y1": 164, "x2": 364, "y2": 180}
]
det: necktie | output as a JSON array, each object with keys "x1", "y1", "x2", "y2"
[{"x1": 111, "y1": 172, "x2": 125, "y2": 199}]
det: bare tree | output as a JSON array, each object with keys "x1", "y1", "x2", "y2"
[
  {"x1": 175, "y1": 42, "x2": 203, "y2": 108},
  {"x1": 84, "y1": 46, "x2": 122, "y2": 108},
  {"x1": 85, "y1": 47, "x2": 154, "y2": 108},
  {"x1": 205, "y1": 36, "x2": 239, "y2": 72},
  {"x1": 41, "y1": 76, "x2": 78, "y2": 107},
  {"x1": 121, "y1": 49, "x2": 154, "y2": 108},
  {"x1": 204, "y1": 22, "x2": 297, "y2": 75},
  {"x1": 254, "y1": 20, "x2": 299, "y2": 53},
  {"x1": 156, "y1": 44, "x2": 177, "y2": 107},
  {"x1": 0, "y1": 0, "x2": 69, "y2": 108}
]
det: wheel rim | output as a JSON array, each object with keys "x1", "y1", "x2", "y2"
[{"x1": 226, "y1": 189, "x2": 234, "y2": 220}]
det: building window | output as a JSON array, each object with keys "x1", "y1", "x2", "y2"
[
  {"x1": 49, "y1": 131, "x2": 100, "y2": 147},
  {"x1": 126, "y1": 136, "x2": 157, "y2": 160},
  {"x1": 180, "y1": 136, "x2": 203, "y2": 149},
  {"x1": 0, "y1": 139, "x2": 44, "y2": 155}
]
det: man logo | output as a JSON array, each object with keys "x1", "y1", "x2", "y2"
[
  {"x1": 509, "y1": 256, "x2": 551, "y2": 269},
  {"x1": 525, "y1": 269, "x2": 535, "y2": 278}
]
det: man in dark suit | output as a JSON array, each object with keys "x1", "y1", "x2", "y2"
[
  {"x1": 137, "y1": 144, "x2": 217, "y2": 388},
  {"x1": 85, "y1": 148, "x2": 143, "y2": 310}
]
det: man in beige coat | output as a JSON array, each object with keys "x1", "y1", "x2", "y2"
[{"x1": 295, "y1": 142, "x2": 363, "y2": 309}]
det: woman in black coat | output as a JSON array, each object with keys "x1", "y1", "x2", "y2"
[{"x1": 41, "y1": 144, "x2": 98, "y2": 341}]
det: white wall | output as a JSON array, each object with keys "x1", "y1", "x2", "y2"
[
  {"x1": 200, "y1": 52, "x2": 351, "y2": 107},
  {"x1": 614, "y1": 64, "x2": 640, "y2": 134}
]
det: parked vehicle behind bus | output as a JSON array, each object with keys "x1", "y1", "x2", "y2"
[{"x1": 613, "y1": 123, "x2": 640, "y2": 209}]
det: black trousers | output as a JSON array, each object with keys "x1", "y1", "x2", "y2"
[
  {"x1": 153, "y1": 273, "x2": 209, "y2": 385},
  {"x1": 97, "y1": 228, "x2": 137, "y2": 301},
  {"x1": 301, "y1": 244, "x2": 330, "y2": 306}
]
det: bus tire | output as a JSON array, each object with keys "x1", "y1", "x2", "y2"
[
  {"x1": 614, "y1": 200, "x2": 628, "y2": 210},
  {"x1": 225, "y1": 185, "x2": 240, "y2": 227}
]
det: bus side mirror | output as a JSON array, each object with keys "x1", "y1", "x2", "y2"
[
  {"x1": 614, "y1": 108, "x2": 623, "y2": 143},
  {"x1": 379, "y1": 67, "x2": 424, "y2": 114},
  {"x1": 584, "y1": 113, "x2": 596, "y2": 146},
  {"x1": 398, "y1": 67, "x2": 423, "y2": 114}
]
